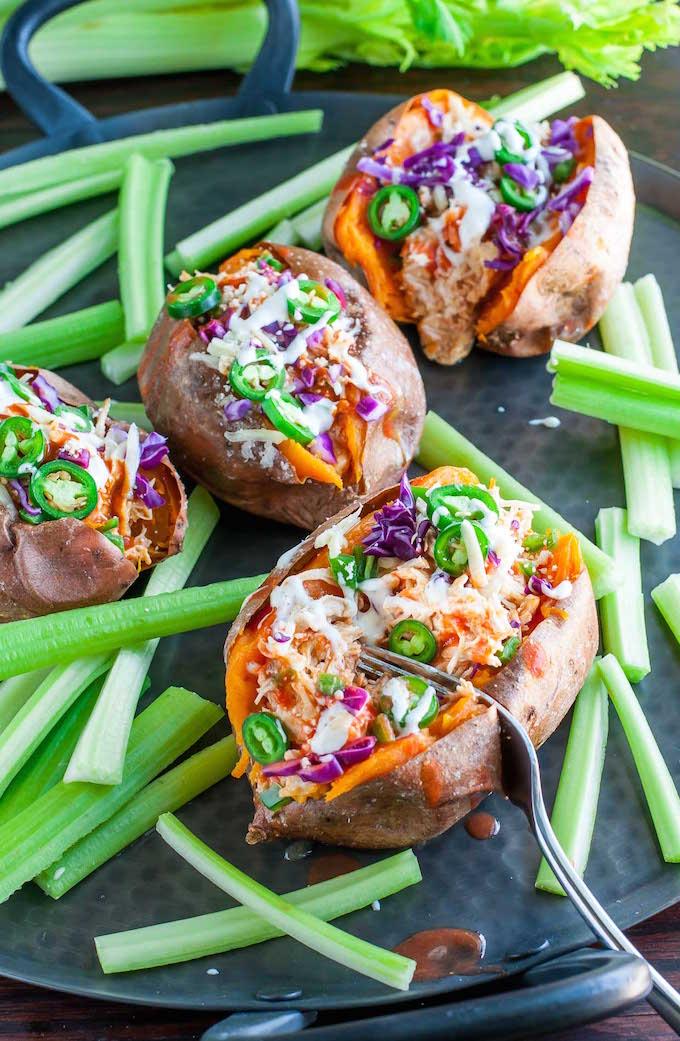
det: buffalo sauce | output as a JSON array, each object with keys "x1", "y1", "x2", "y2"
[
  {"x1": 464, "y1": 812, "x2": 500, "y2": 840},
  {"x1": 523, "y1": 641, "x2": 548, "y2": 678},
  {"x1": 394, "y1": 928, "x2": 486, "y2": 981},
  {"x1": 420, "y1": 760, "x2": 445, "y2": 807}
]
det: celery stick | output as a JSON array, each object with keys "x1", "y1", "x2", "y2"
[
  {"x1": 0, "y1": 575, "x2": 264, "y2": 681},
  {"x1": 0, "y1": 686, "x2": 222, "y2": 904},
  {"x1": 0, "y1": 111, "x2": 323, "y2": 199},
  {"x1": 265, "y1": 218, "x2": 300, "y2": 246},
  {"x1": 550, "y1": 373, "x2": 680, "y2": 441},
  {"x1": 488, "y1": 72, "x2": 585, "y2": 122},
  {"x1": 41, "y1": 736, "x2": 236, "y2": 897},
  {"x1": 599, "y1": 284, "x2": 675, "y2": 545},
  {"x1": 0, "y1": 656, "x2": 110, "y2": 799},
  {"x1": 157, "y1": 813, "x2": 416, "y2": 990},
  {"x1": 0, "y1": 674, "x2": 106, "y2": 826},
  {"x1": 65, "y1": 488, "x2": 220, "y2": 785},
  {"x1": 595, "y1": 508, "x2": 650, "y2": 682},
  {"x1": 0, "y1": 669, "x2": 51, "y2": 733},
  {"x1": 0, "y1": 210, "x2": 118, "y2": 333},
  {"x1": 100, "y1": 338, "x2": 146, "y2": 386},
  {"x1": 119, "y1": 155, "x2": 174, "y2": 341},
  {"x1": 549, "y1": 340, "x2": 680, "y2": 400},
  {"x1": 166, "y1": 144, "x2": 354, "y2": 275},
  {"x1": 95, "y1": 849, "x2": 421, "y2": 974},
  {"x1": 634, "y1": 274, "x2": 680, "y2": 487},
  {"x1": 599, "y1": 655, "x2": 680, "y2": 862},
  {"x1": 105, "y1": 401, "x2": 151, "y2": 431},
  {"x1": 0, "y1": 170, "x2": 120, "y2": 231},
  {"x1": 0, "y1": 300, "x2": 124, "y2": 369},
  {"x1": 536, "y1": 663, "x2": 608, "y2": 895},
  {"x1": 416, "y1": 411, "x2": 618, "y2": 598},
  {"x1": 651, "y1": 573, "x2": 680, "y2": 647},
  {"x1": 290, "y1": 197, "x2": 327, "y2": 251}
]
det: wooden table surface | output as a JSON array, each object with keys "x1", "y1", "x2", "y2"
[{"x1": 1, "y1": 38, "x2": 679, "y2": 1041}]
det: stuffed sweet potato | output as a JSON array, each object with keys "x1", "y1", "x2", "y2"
[
  {"x1": 225, "y1": 465, "x2": 598, "y2": 849},
  {"x1": 0, "y1": 364, "x2": 186, "y2": 620},
  {"x1": 323, "y1": 89, "x2": 634, "y2": 364},
  {"x1": 139, "y1": 243, "x2": 425, "y2": 530}
]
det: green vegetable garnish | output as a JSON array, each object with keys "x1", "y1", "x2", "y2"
[
  {"x1": 388, "y1": 619, "x2": 437, "y2": 663},
  {"x1": 0, "y1": 417, "x2": 45, "y2": 477},
  {"x1": 242, "y1": 712, "x2": 288, "y2": 765},
  {"x1": 30, "y1": 460, "x2": 98, "y2": 520},
  {"x1": 367, "y1": 185, "x2": 420, "y2": 241}
]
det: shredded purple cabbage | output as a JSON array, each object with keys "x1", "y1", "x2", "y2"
[
  {"x1": 134, "y1": 472, "x2": 166, "y2": 509},
  {"x1": 422, "y1": 96, "x2": 444, "y2": 129},
  {"x1": 10, "y1": 479, "x2": 40, "y2": 516},
  {"x1": 138, "y1": 432, "x2": 169, "y2": 470},
  {"x1": 341, "y1": 686, "x2": 369, "y2": 714},
  {"x1": 363, "y1": 475, "x2": 430, "y2": 560},
  {"x1": 312, "y1": 432, "x2": 336, "y2": 465},
  {"x1": 324, "y1": 277, "x2": 347, "y2": 309},
  {"x1": 31, "y1": 374, "x2": 61, "y2": 413},
  {"x1": 547, "y1": 166, "x2": 594, "y2": 213},
  {"x1": 299, "y1": 756, "x2": 343, "y2": 784},
  {"x1": 550, "y1": 117, "x2": 578, "y2": 155},
  {"x1": 335, "y1": 736, "x2": 376, "y2": 767},
  {"x1": 503, "y1": 163, "x2": 541, "y2": 191},
  {"x1": 356, "y1": 395, "x2": 388, "y2": 422},
  {"x1": 58, "y1": 447, "x2": 90, "y2": 468},
  {"x1": 224, "y1": 399, "x2": 252, "y2": 422},
  {"x1": 356, "y1": 156, "x2": 395, "y2": 182},
  {"x1": 298, "y1": 392, "x2": 323, "y2": 407}
]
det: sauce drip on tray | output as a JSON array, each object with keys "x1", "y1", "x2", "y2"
[
  {"x1": 465, "y1": 812, "x2": 500, "y2": 840},
  {"x1": 394, "y1": 928, "x2": 486, "y2": 980}
]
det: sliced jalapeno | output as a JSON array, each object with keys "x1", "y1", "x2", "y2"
[
  {"x1": 330, "y1": 547, "x2": 375, "y2": 589},
  {"x1": 242, "y1": 712, "x2": 289, "y2": 765},
  {"x1": 318, "y1": 673, "x2": 344, "y2": 696},
  {"x1": 229, "y1": 350, "x2": 284, "y2": 402},
  {"x1": 166, "y1": 275, "x2": 221, "y2": 319},
  {"x1": 29, "y1": 459, "x2": 98, "y2": 520},
  {"x1": 427, "y1": 483, "x2": 499, "y2": 529},
  {"x1": 388, "y1": 619, "x2": 437, "y2": 663},
  {"x1": 500, "y1": 175, "x2": 538, "y2": 212},
  {"x1": 371, "y1": 712, "x2": 396, "y2": 743},
  {"x1": 367, "y1": 185, "x2": 421, "y2": 241},
  {"x1": 523, "y1": 530, "x2": 558, "y2": 552},
  {"x1": 434, "y1": 522, "x2": 489, "y2": 577},
  {"x1": 287, "y1": 280, "x2": 341, "y2": 325},
  {"x1": 0, "y1": 364, "x2": 37, "y2": 404},
  {"x1": 262, "y1": 390, "x2": 314, "y2": 445},
  {"x1": 260, "y1": 784, "x2": 293, "y2": 812},
  {"x1": 0, "y1": 416, "x2": 45, "y2": 477},
  {"x1": 495, "y1": 145, "x2": 525, "y2": 167},
  {"x1": 97, "y1": 516, "x2": 125, "y2": 552},
  {"x1": 55, "y1": 403, "x2": 93, "y2": 432},
  {"x1": 499, "y1": 634, "x2": 521, "y2": 664},
  {"x1": 259, "y1": 251, "x2": 284, "y2": 272}
]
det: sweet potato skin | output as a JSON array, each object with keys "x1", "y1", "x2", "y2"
[
  {"x1": 225, "y1": 481, "x2": 598, "y2": 850},
  {"x1": 478, "y1": 116, "x2": 635, "y2": 357},
  {"x1": 0, "y1": 368, "x2": 186, "y2": 621},
  {"x1": 139, "y1": 245, "x2": 425, "y2": 531}
]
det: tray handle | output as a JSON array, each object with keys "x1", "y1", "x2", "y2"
[
  {"x1": 0, "y1": 0, "x2": 100, "y2": 143},
  {"x1": 235, "y1": 0, "x2": 299, "y2": 116},
  {"x1": 200, "y1": 949, "x2": 651, "y2": 1041}
]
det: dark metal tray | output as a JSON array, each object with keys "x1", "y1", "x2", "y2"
[{"x1": 0, "y1": 1, "x2": 676, "y2": 1037}]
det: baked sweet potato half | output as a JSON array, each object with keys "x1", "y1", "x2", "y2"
[
  {"x1": 323, "y1": 89, "x2": 634, "y2": 364},
  {"x1": 139, "y1": 243, "x2": 425, "y2": 531},
  {"x1": 0, "y1": 364, "x2": 186, "y2": 620},
  {"x1": 225, "y1": 465, "x2": 598, "y2": 849}
]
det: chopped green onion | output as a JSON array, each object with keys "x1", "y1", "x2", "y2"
[
  {"x1": 0, "y1": 686, "x2": 222, "y2": 904},
  {"x1": 0, "y1": 673, "x2": 108, "y2": 827},
  {"x1": 0, "y1": 656, "x2": 110, "y2": 800},
  {"x1": 599, "y1": 284, "x2": 675, "y2": 545},
  {"x1": 290, "y1": 197, "x2": 327, "y2": 251},
  {"x1": 100, "y1": 338, "x2": 146, "y2": 386},
  {"x1": 634, "y1": 274, "x2": 680, "y2": 488},
  {"x1": 264, "y1": 218, "x2": 300, "y2": 246},
  {"x1": 535, "y1": 662, "x2": 608, "y2": 895},
  {"x1": 416, "y1": 411, "x2": 618, "y2": 598},
  {"x1": 595, "y1": 508, "x2": 650, "y2": 682},
  {"x1": 119, "y1": 154, "x2": 174, "y2": 342},
  {"x1": 0, "y1": 111, "x2": 324, "y2": 199},
  {"x1": 39, "y1": 735, "x2": 236, "y2": 897},
  {"x1": 65, "y1": 487, "x2": 220, "y2": 786},
  {"x1": 0, "y1": 300, "x2": 124, "y2": 370},
  {"x1": 166, "y1": 144, "x2": 353, "y2": 275},
  {"x1": 95, "y1": 849, "x2": 421, "y2": 974},
  {"x1": 0, "y1": 210, "x2": 118, "y2": 333},
  {"x1": 0, "y1": 575, "x2": 265, "y2": 681},
  {"x1": 0, "y1": 668, "x2": 51, "y2": 733},
  {"x1": 105, "y1": 400, "x2": 151, "y2": 431},
  {"x1": 0, "y1": 170, "x2": 120, "y2": 231},
  {"x1": 598, "y1": 655, "x2": 680, "y2": 863},
  {"x1": 157, "y1": 813, "x2": 416, "y2": 991},
  {"x1": 651, "y1": 573, "x2": 680, "y2": 647},
  {"x1": 550, "y1": 373, "x2": 680, "y2": 441},
  {"x1": 487, "y1": 72, "x2": 585, "y2": 121}
]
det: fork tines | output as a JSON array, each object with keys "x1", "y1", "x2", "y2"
[{"x1": 358, "y1": 645, "x2": 461, "y2": 702}]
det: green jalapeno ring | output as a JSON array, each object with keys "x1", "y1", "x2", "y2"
[
  {"x1": 495, "y1": 145, "x2": 526, "y2": 167},
  {"x1": 433, "y1": 521, "x2": 489, "y2": 577},
  {"x1": 0, "y1": 364, "x2": 38, "y2": 404},
  {"x1": 552, "y1": 158, "x2": 576, "y2": 184},
  {"x1": 287, "y1": 279, "x2": 341, "y2": 325},
  {"x1": 97, "y1": 517, "x2": 125, "y2": 553},
  {"x1": 229, "y1": 350, "x2": 284, "y2": 402},
  {"x1": 427, "y1": 483, "x2": 499, "y2": 529},
  {"x1": 318, "y1": 673, "x2": 344, "y2": 696},
  {"x1": 416, "y1": 689, "x2": 440, "y2": 728},
  {"x1": 19, "y1": 507, "x2": 46, "y2": 525},
  {"x1": 499, "y1": 634, "x2": 521, "y2": 665},
  {"x1": 166, "y1": 275, "x2": 221, "y2": 320},
  {"x1": 54, "y1": 403, "x2": 93, "y2": 432},
  {"x1": 522, "y1": 530, "x2": 558, "y2": 552},
  {"x1": 500, "y1": 175, "x2": 539, "y2": 212},
  {"x1": 242, "y1": 712, "x2": 289, "y2": 765},
  {"x1": 388, "y1": 618, "x2": 437, "y2": 664},
  {"x1": 259, "y1": 252, "x2": 284, "y2": 272},
  {"x1": 29, "y1": 459, "x2": 98, "y2": 520},
  {"x1": 260, "y1": 784, "x2": 293, "y2": 812},
  {"x1": 514, "y1": 121, "x2": 533, "y2": 149},
  {"x1": 0, "y1": 416, "x2": 46, "y2": 478},
  {"x1": 262, "y1": 390, "x2": 314, "y2": 445},
  {"x1": 367, "y1": 185, "x2": 421, "y2": 242}
]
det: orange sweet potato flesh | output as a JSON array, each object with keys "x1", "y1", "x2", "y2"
[
  {"x1": 326, "y1": 733, "x2": 432, "y2": 801},
  {"x1": 279, "y1": 440, "x2": 343, "y2": 489},
  {"x1": 552, "y1": 532, "x2": 584, "y2": 585}
]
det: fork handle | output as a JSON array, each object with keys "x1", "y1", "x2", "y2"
[{"x1": 534, "y1": 807, "x2": 680, "y2": 1034}]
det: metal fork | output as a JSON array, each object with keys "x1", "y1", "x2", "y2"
[{"x1": 359, "y1": 645, "x2": 680, "y2": 1034}]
